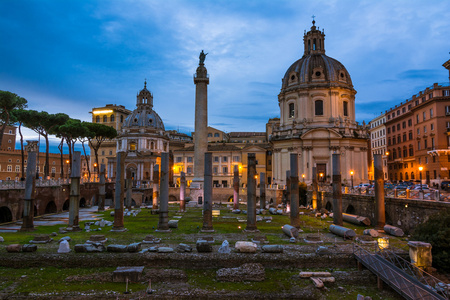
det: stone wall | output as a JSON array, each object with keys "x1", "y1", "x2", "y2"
[{"x1": 312, "y1": 191, "x2": 450, "y2": 233}]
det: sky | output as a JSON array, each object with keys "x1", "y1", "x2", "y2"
[{"x1": 1, "y1": 0, "x2": 450, "y2": 154}]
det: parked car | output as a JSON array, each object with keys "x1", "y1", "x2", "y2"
[
  {"x1": 413, "y1": 184, "x2": 429, "y2": 190},
  {"x1": 354, "y1": 183, "x2": 370, "y2": 189},
  {"x1": 441, "y1": 181, "x2": 450, "y2": 191}
]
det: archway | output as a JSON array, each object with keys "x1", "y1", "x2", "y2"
[
  {"x1": 44, "y1": 201, "x2": 57, "y2": 214},
  {"x1": 325, "y1": 201, "x2": 332, "y2": 212},
  {"x1": 0, "y1": 206, "x2": 12, "y2": 223},
  {"x1": 79, "y1": 197, "x2": 86, "y2": 207},
  {"x1": 62, "y1": 200, "x2": 70, "y2": 211},
  {"x1": 346, "y1": 204, "x2": 356, "y2": 214}
]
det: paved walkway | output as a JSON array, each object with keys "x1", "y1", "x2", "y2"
[{"x1": 0, "y1": 206, "x2": 105, "y2": 232}]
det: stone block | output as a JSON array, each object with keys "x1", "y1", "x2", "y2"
[
  {"x1": 408, "y1": 241, "x2": 432, "y2": 268},
  {"x1": 58, "y1": 240, "x2": 71, "y2": 253},
  {"x1": 235, "y1": 241, "x2": 257, "y2": 253},
  {"x1": 142, "y1": 235, "x2": 161, "y2": 244},
  {"x1": 6, "y1": 244, "x2": 22, "y2": 252},
  {"x1": 86, "y1": 235, "x2": 107, "y2": 244},
  {"x1": 176, "y1": 243, "x2": 193, "y2": 252},
  {"x1": 196, "y1": 240, "x2": 213, "y2": 253},
  {"x1": 22, "y1": 244, "x2": 37, "y2": 252},
  {"x1": 261, "y1": 245, "x2": 283, "y2": 253},
  {"x1": 107, "y1": 245, "x2": 128, "y2": 253},
  {"x1": 157, "y1": 247, "x2": 174, "y2": 253},
  {"x1": 168, "y1": 220, "x2": 179, "y2": 228},
  {"x1": 112, "y1": 266, "x2": 144, "y2": 282},
  {"x1": 30, "y1": 235, "x2": 53, "y2": 244},
  {"x1": 127, "y1": 243, "x2": 141, "y2": 253}
]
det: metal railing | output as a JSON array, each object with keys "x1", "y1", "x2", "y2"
[{"x1": 354, "y1": 244, "x2": 448, "y2": 300}]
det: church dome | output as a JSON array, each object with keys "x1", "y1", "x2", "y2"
[
  {"x1": 122, "y1": 81, "x2": 165, "y2": 131},
  {"x1": 281, "y1": 21, "x2": 353, "y2": 91}
]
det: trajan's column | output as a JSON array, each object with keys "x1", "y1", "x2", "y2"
[{"x1": 191, "y1": 50, "x2": 209, "y2": 203}]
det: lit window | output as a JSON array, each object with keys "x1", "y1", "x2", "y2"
[{"x1": 289, "y1": 103, "x2": 295, "y2": 118}]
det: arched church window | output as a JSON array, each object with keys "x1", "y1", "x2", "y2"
[
  {"x1": 343, "y1": 101, "x2": 348, "y2": 117},
  {"x1": 289, "y1": 103, "x2": 295, "y2": 118},
  {"x1": 411, "y1": 172, "x2": 415, "y2": 179},
  {"x1": 110, "y1": 114, "x2": 115, "y2": 122},
  {"x1": 96, "y1": 116, "x2": 100, "y2": 123},
  {"x1": 103, "y1": 115, "x2": 108, "y2": 122},
  {"x1": 313, "y1": 38, "x2": 316, "y2": 50},
  {"x1": 315, "y1": 100, "x2": 323, "y2": 116}
]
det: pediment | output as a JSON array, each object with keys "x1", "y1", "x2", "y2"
[{"x1": 301, "y1": 128, "x2": 342, "y2": 139}]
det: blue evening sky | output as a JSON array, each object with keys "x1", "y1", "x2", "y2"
[{"x1": 1, "y1": 0, "x2": 449, "y2": 154}]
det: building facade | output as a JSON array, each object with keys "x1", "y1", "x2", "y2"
[
  {"x1": 271, "y1": 21, "x2": 369, "y2": 186},
  {"x1": 368, "y1": 113, "x2": 388, "y2": 180}
]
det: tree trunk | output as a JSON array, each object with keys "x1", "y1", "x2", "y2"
[
  {"x1": 81, "y1": 141, "x2": 91, "y2": 178},
  {"x1": 58, "y1": 139, "x2": 64, "y2": 179},
  {"x1": 44, "y1": 134, "x2": 50, "y2": 178},
  {"x1": 19, "y1": 122, "x2": 25, "y2": 180}
]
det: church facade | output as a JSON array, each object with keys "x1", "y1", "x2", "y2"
[{"x1": 271, "y1": 21, "x2": 369, "y2": 186}]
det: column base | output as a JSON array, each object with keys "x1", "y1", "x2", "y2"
[
  {"x1": 110, "y1": 227, "x2": 128, "y2": 232},
  {"x1": 155, "y1": 229, "x2": 172, "y2": 233},
  {"x1": 66, "y1": 226, "x2": 82, "y2": 232}
]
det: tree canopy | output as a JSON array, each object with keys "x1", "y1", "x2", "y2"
[{"x1": 0, "y1": 90, "x2": 27, "y2": 148}]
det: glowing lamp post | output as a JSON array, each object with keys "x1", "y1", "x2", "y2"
[
  {"x1": 65, "y1": 159, "x2": 70, "y2": 179},
  {"x1": 418, "y1": 166, "x2": 423, "y2": 192},
  {"x1": 302, "y1": 174, "x2": 305, "y2": 182},
  {"x1": 319, "y1": 172, "x2": 324, "y2": 189},
  {"x1": 350, "y1": 170, "x2": 354, "y2": 189}
]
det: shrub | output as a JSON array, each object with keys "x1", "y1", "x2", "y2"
[{"x1": 410, "y1": 210, "x2": 450, "y2": 272}]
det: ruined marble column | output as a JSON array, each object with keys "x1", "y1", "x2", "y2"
[
  {"x1": 98, "y1": 164, "x2": 106, "y2": 211},
  {"x1": 180, "y1": 171, "x2": 186, "y2": 212},
  {"x1": 67, "y1": 151, "x2": 82, "y2": 231},
  {"x1": 152, "y1": 164, "x2": 159, "y2": 210},
  {"x1": 245, "y1": 153, "x2": 258, "y2": 231},
  {"x1": 157, "y1": 153, "x2": 170, "y2": 232},
  {"x1": 260, "y1": 172, "x2": 266, "y2": 210},
  {"x1": 202, "y1": 152, "x2": 214, "y2": 232},
  {"x1": 312, "y1": 167, "x2": 318, "y2": 209},
  {"x1": 192, "y1": 53, "x2": 209, "y2": 200},
  {"x1": 285, "y1": 170, "x2": 291, "y2": 208},
  {"x1": 20, "y1": 140, "x2": 38, "y2": 232},
  {"x1": 125, "y1": 168, "x2": 132, "y2": 210},
  {"x1": 290, "y1": 154, "x2": 300, "y2": 228},
  {"x1": 233, "y1": 165, "x2": 240, "y2": 210},
  {"x1": 112, "y1": 151, "x2": 126, "y2": 231},
  {"x1": 332, "y1": 154, "x2": 343, "y2": 226},
  {"x1": 374, "y1": 154, "x2": 385, "y2": 229}
]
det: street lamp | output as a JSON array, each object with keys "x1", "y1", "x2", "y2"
[
  {"x1": 302, "y1": 174, "x2": 305, "y2": 182},
  {"x1": 65, "y1": 160, "x2": 70, "y2": 179},
  {"x1": 418, "y1": 166, "x2": 423, "y2": 193},
  {"x1": 350, "y1": 170, "x2": 354, "y2": 188}
]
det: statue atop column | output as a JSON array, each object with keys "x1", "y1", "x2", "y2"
[{"x1": 199, "y1": 50, "x2": 208, "y2": 64}]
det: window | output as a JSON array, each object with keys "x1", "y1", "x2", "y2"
[
  {"x1": 233, "y1": 156, "x2": 240, "y2": 162},
  {"x1": 207, "y1": 133, "x2": 212, "y2": 137},
  {"x1": 423, "y1": 111, "x2": 426, "y2": 121},
  {"x1": 446, "y1": 106, "x2": 450, "y2": 115},
  {"x1": 110, "y1": 114, "x2": 115, "y2": 122},
  {"x1": 403, "y1": 148, "x2": 407, "y2": 157},
  {"x1": 422, "y1": 97, "x2": 426, "y2": 103},
  {"x1": 214, "y1": 156, "x2": 219, "y2": 162},
  {"x1": 223, "y1": 167, "x2": 228, "y2": 174},
  {"x1": 392, "y1": 126, "x2": 396, "y2": 133},
  {"x1": 408, "y1": 119, "x2": 412, "y2": 126},
  {"x1": 222, "y1": 156, "x2": 228, "y2": 162},
  {"x1": 397, "y1": 110, "x2": 400, "y2": 116},
  {"x1": 409, "y1": 147, "x2": 414, "y2": 156},
  {"x1": 213, "y1": 167, "x2": 218, "y2": 174},
  {"x1": 103, "y1": 115, "x2": 107, "y2": 122},
  {"x1": 101, "y1": 150, "x2": 105, "y2": 155},
  {"x1": 402, "y1": 121, "x2": 406, "y2": 129},
  {"x1": 315, "y1": 100, "x2": 323, "y2": 115},
  {"x1": 129, "y1": 142, "x2": 136, "y2": 151},
  {"x1": 397, "y1": 136, "x2": 401, "y2": 143},
  {"x1": 424, "y1": 126, "x2": 427, "y2": 133},
  {"x1": 428, "y1": 93, "x2": 433, "y2": 99},
  {"x1": 387, "y1": 127, "x2": 390, "y2": 134},
  {"x1": 431, "y1": 123, "x2": 434, "y2": 131},
  {"x1": 397, "y1": 124, "x2": 400, "y2": 131},
  {"x1": 431, "y1": 137, "x2": 435, "y2": 148},
  {"x1": 416, "y1": 114, "x2": 419, "y2": 123},
  {"x1": 402, "y1": 107, "x2": 406, "y2": 113},
  {"x1": 15, "y1": 165, "x2": 20, "y2": 172},
  {"x1": 444, "y1": 90, "x2": 450, "y2": 96},
  {"x1": 289, "y1": 103, "x2": 295, "y2": 118},
  {"x1": 214, "y1": 133, "x2": 220, "y2": 137},
  {"x1": 51, "y1": 167, "x2": 56, "y2": 174},
  {"x1": 424, "y1": 139, "x2": 428, "y2": 149},
  {"x1": 120, "y1": 115, "x2": 124, "y2": 122},
  {"x1": 418, "y1": 141, "x2": 421, "y2": 150},
  {"x1": 343, "y1": 101, "x2": 348, "y2": 116},
  {"x1": 16, "y1": 159, "x2": 20, "y2": 163},
  {"x1": 96, "y1": 116, "x2": 100, "y2": 123},
  {"x1": 409, "y1": 132, "x2": 413, "y2": 140},
  {"x1": 415, "y1": 100, "x2": 419, "y2": 106},
  {"x1": 187, "y1": 156, "x2": 193, "y2": 163},
  {"x1": 403, "y1": 134, "x2": 407, "y2": 142},
  {"x1": 417, "y1": 128, "x2": 420, "y2": 135},
  {"x1": 176, "y1": 157, "x2": 182, "y2": 163},
  {"x1": 109, "y1": 150, "x2": 113, "y2": 155},
  {"x1": 187, "y1": 167, "x2": 192, "y2": 174},
  {"x1": 430, "y1": 108, "x2": 433, "y2": 118},
  {"x1": 7, "y1": 165, "x2": 12, "y2": 172}
]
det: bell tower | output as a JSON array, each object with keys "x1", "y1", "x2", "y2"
[
  {"x1": 136, "y1": 80, "x2": 153, "y2": 109},
  {"x1": 303, "y1": 19, "x2": 326, "y2": 56}
]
